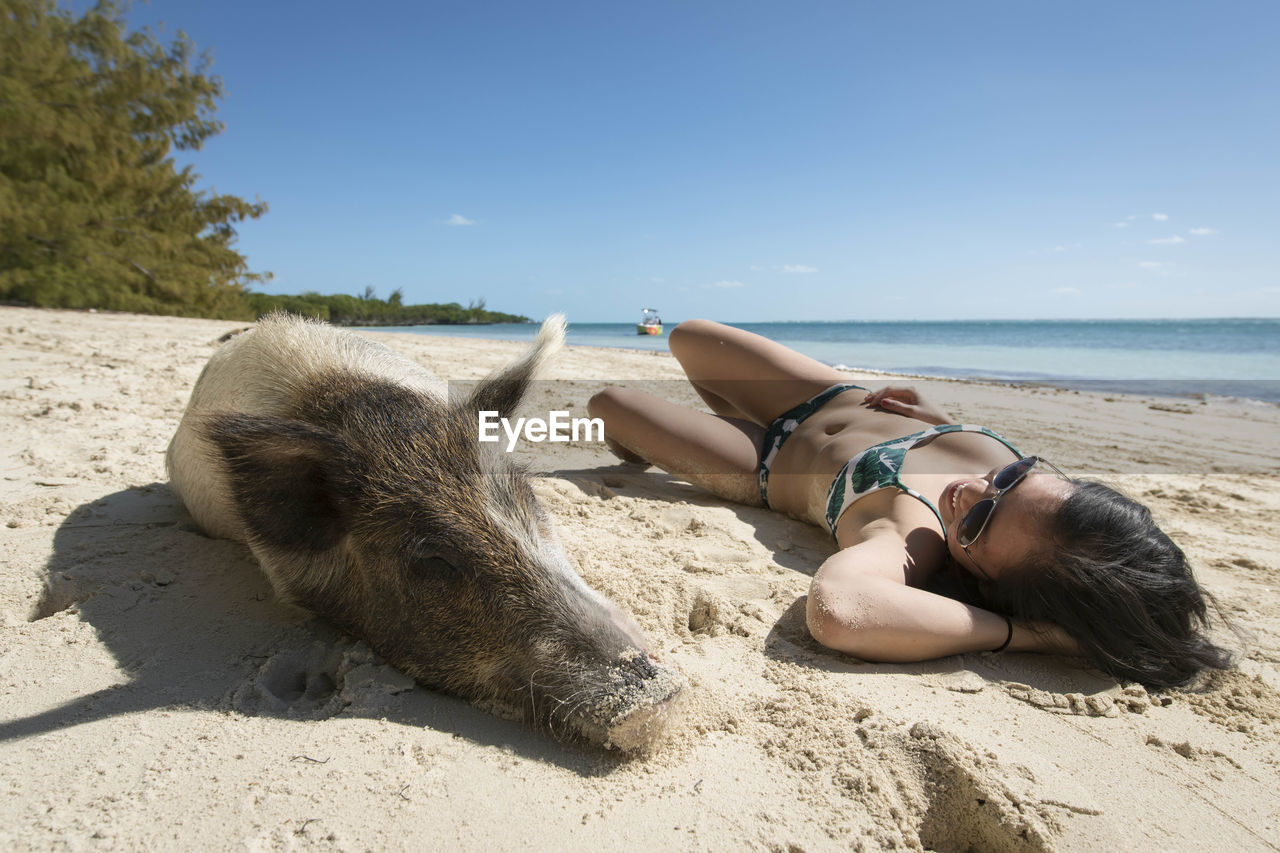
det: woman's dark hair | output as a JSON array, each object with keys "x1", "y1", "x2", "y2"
[{"x1": 984, "y1": 480, "x2": 1233, "y2": 690}]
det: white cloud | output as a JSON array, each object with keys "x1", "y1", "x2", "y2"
[
  {"x1": 1114, "y1": 221, "x2": 1130, "y2": 228},
  {"x1": 1152, "y1": 213, "x2": 1169, "y2": 221},
  {"x1": 709, "y1": 280, "x2": 744, "y2": 289},
  {"x1": 1148, "y1": 236, "x2": 1185, "y2": 245},
  {"x1": 1050, "y1": 286, "x2": 1081, "y2": 295},
  {"x1": 781, "y1": 264, "x2": 818, "y2": 274},
  {"x1": 1188, "y1": 227, "x2": 1218, "y2": 236},
  {"x1": 1052, "y1": 245, "x2": 1066, "y2": 253},
  {"x1": 1137, "y1": 261, "x2": 1173, "y2": 269},
  {"x1": 649, "y1": 276, "x2": 666, "y2": 283},
  {"x1": 444, "y1": 213, "x2": 475, "y2": 226}
]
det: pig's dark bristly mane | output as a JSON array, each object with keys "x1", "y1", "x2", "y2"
[
  {"x1": 203, "y1": 366, "x2": 540, "y2": 579},
  {"x1": 201, "y1": 368, "x2": 561, "y2": 695}
]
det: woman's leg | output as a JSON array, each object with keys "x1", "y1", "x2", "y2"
[
  {"x1": 668, "y1": 319, "x2": 852, "y2": 426},
  {"x1": 587, "y1": 386, "x2": 764, "y2": 506}
]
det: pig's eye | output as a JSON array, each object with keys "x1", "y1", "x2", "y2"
[
  {"x1": 407, "y1": 545, "x2": 473, "y2": 578},
  {"x1": 409, "y1": 554, "x2": 463, "y2": 579}
]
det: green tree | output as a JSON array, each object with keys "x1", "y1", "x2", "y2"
[{"x1": 0, "y1": 0, "x2": 268, "y2": 317}]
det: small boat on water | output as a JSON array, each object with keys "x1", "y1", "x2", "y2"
[{"x1": 636, "y1": 308, "x2": 663, "y2": 336}]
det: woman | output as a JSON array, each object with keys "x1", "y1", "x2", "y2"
[{"x1": 588, "y1": 319, "x2": 1231, "y2": 689}]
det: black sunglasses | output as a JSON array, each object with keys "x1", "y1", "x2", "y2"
[{"x1": 956, "y1": 455, "x2": 1067, "y2": 549}]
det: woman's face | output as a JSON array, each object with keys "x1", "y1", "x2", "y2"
[{"x1": 938, "y1": 466, "x2": 1074, "y2": 581}]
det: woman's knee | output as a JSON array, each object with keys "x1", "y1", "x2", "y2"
[
  {"x1": 587, "y1": 388, "x2": 650, "y2": 463},
  {"x1": 587, "y1": 386, "x2": 641, "y2": 421},
  {"x1": 667, "y1": 319, "x2": 721, "y2": 357}
]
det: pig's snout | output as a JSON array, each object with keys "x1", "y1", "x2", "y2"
[
  {"x1": 568, "y1": 650, "x2": 686, "y2": 753},
  {"x1": 617, "y1": 649, "x2": 659, "y2": 688}
]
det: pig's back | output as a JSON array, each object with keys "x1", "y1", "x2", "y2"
[{"x1": 166, "y1": 314, "x2": 445, "y2": 541}]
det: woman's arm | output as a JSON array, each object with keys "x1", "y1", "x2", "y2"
[{"x1": 806, "y1": 535, "x2": 1080, "y2": 661}]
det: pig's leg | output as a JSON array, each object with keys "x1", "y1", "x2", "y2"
[
  {"x1": 587, "y1": 387, "x2": 763, "y2": 506},
  {"x1": 668, "y1": 318, "x2": 852, "y2": 427}
]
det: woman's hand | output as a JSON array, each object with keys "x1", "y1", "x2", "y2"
[
  {"x1": 863, "y1": 386, "x2": 952, "y2": 425},
  {"x1": 1011, "y1": 619, "x2": 1083, "y2": 657}
]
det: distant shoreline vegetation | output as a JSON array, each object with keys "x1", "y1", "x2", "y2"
[
  {"x1": 245, "y1": 289, "x2": 530, "y2": 326},
  {"x1": 0, "y1": 286, "x2": 531, "y2": 326}
]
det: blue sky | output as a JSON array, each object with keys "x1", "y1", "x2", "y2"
[{"x1": 118, "y1": 0, "x2": 1278, "y2": 322}]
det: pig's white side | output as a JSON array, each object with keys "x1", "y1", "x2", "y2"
[{"x1": 166, "y1": 314, "x2": 452, "y2": 542}]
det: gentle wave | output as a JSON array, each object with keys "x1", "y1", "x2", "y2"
[{"x1": 365, "y1": 318, "x2": 1280, "y2": 402}]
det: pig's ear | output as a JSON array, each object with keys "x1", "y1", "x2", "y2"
[
  {"x1": 465, "y1": 314, "x2": 564, "y2": 417},
  {"x1": 202, "y1": 413, "x2": 351, "y2": 553}
]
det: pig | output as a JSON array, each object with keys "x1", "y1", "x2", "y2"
[{"x1": 166, "y1": 313, "x2": 684, "y2": 751}]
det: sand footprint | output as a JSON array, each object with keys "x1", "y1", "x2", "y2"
[
  {"x1": 230, "y1": 641, "x2": 415, "y2": 719},
  {"x1": 905, "y1": 722, "x2": 1076, "y2": 852},
  {"x1": 28, "y1": 571, "x2": 100, "y2": 621},
  {"x1": 231, "y1": 642, "x2": 346, "y2": 718}
]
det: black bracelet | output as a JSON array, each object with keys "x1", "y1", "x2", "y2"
[{"x1": 992, "y1": 615, "x2": 1014, "y2": 653}]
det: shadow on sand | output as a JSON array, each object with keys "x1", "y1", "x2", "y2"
[{"x1": 0, "y1": 483, "x2": 618, "y2": 775}]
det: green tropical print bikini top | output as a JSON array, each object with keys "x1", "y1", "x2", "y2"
[{"x1": 824, "y1": 424, "x2": 1022, "y2": 540}]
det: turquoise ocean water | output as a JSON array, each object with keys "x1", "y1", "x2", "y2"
[{"x1": 366, "y1": 318, "x2": 1280, "y2": 403}]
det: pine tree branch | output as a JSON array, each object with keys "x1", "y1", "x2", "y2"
[{"x1": 128, "y1": 259, "x2": 156, "y2": 281}]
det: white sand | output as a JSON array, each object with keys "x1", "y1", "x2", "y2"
[{"x1": 2, "y1": 306, "x2": 1278, "y2": 851}]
